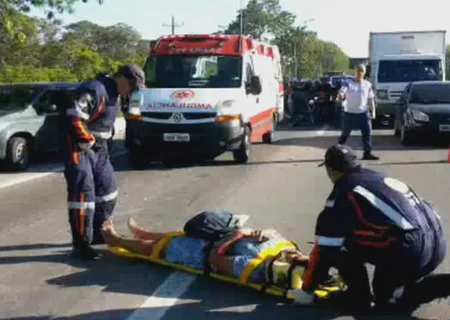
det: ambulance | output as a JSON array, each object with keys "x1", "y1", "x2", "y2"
[{"x1": 126, "y1": 34, "x2": 284, "y2": 168}]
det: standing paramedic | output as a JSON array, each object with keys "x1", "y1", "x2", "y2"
[
  {"x1": 337, "y1": 64, "x2": 379, "y2": 160},
  {"x1": 64, "y1": 64, "x2": 145, "y2": 260},
  {"x1": 292, "y1": 144, "x2": 448, "y2": 314}
]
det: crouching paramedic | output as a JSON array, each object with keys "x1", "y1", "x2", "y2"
[
  {"x1": 64, "y1": 64, "x2": 145, "y2": 260},
  {"x1": 294, "y1": 144, "x2": 447, "y2": 312}
]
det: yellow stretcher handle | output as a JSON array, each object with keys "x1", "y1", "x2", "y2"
[
  {"x1": 150, "y1": 231, "x2": 185, "y2": 259},
  {"x1": 240, "y1": 241, "x2": 297, "y2": 284}
]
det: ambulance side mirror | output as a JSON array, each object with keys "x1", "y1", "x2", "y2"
[{"x1": 248, "y1": 76, "x2": 262, "y2": 95}]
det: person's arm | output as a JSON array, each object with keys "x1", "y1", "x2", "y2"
[
  {"x1": 367, "y1": 82, "x2": 376, "y2": 119},
  {"x1": 66, "y1": 86, "x2": 97, "y2": 150},
  {"x1": 290, "y1": 192, "x2": 355, "y2": 304},
  {"x1": 337, "y1": 84, "x2": 348, "y2": 100}
]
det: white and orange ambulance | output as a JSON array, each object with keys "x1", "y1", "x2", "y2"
[{"x1": 126, "y1": 34, "x2": 284, "y2": 168}]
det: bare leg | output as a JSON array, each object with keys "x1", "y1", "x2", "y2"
[
  {"x1": 127, "y1": 217, "x2": 171, "y2": 241},
  {"x1": 101, "y1": 220, "x2": 157, "y2": 255}
]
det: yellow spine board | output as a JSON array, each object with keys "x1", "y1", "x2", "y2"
[{"x1": 108, "y1": 233, "x2": 343, "y2": 301}]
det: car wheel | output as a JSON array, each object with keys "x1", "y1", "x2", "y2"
[
  {"x1": 6, "y1": 137, "x2": 30, "y2": 171},
  {"x1": 262, "y1": 116, "x2": 276, "y2": 144},
  {"x1": 400, "y1": 123, "x2": 414, "y2": 146},
  {"x1": 233, "y1": 126, "x2": 251, "y2": 164}
]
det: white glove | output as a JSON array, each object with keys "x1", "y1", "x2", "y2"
[
  {"x1": 78, "y1": 141, "x2": 95, "y2": 151},
  {"x1": 288, "y1": 289, "x2": 315, "y2": 305}
]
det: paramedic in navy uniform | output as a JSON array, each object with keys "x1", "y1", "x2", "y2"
[
  {"x1": 293, "y1": 144, "x2": 447, "y2": 314},
  {"x1": 337, "y1": 64, "x2": 379, "y2": 160},
  {"x1": 64, "y1": 64, "x2": 145, "y2": 260}
]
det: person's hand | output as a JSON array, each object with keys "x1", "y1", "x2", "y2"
[
  {"x1": 288, "y1": 289, "x2": 315, "y2": 305},
  {"x1": 251, "y1": 229, "x2": 277, "y2": 242},
  {"x1": 369, "y1": 109, "x2": 375, "y2": 120}
]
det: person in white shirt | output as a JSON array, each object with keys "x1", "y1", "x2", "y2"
[{"x1": 337, "y1": 64, "x2": 379, "y2": 160}]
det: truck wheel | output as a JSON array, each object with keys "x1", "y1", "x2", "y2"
[
  {"x1": 233, "y1": 126, "x2": 251, "y2": 164},
  {"x1": 262, "y1": 116, "x2": 276, "y2": 144},
  {"x1": 129, "y1": 147, "x2": 148, "y2": 170},
  {"x1": 6, "y1": 137, "x2": 30, "y2": 171}
]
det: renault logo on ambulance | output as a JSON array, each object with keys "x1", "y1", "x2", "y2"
[{"x1": 171, "y1": 89, "x2": 195, "y2": 100}]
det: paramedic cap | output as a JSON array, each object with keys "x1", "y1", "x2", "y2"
[
  {"x1": 318, "y1": 144, "x2": 359, "y2": 171},
  {"x1": 114, "y1": 64, "x2": 145, "y2": 89}
]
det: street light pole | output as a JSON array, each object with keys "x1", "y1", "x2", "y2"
[{"x1": 239, "y1": 0, "x2": 243, "y2": 36}]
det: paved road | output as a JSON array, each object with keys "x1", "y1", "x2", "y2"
[{"x1": 0, "y1": 123, "x2": 449, "y2": 320}]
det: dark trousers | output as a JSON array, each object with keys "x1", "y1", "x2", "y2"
[
  {"x1": 338, "y1": 112, "x2": 372, "y2": 153},
  {"x1": 64, "y1": 146, "x2": 117, "y2": 245},
  {"x1": 339, "y1": 235, "x2": 447, "y2": 307}
]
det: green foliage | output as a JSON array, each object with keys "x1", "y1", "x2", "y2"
[
  {"x1": 223, "y1": 0, "x2": 351, "y2": 79},
  {"x1": 0, "y1": 0, "x2": 353, "y2": 84},
  {"x1": 0, "y1": 5, "x2": 149, "y2": 84}
]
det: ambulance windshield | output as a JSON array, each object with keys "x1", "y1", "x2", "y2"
[{"x1": 144, "y1": 55, "x2": 242, "y2": 88}]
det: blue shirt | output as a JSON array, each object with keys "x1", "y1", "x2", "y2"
[{"x1": 165, "y1": 233, "x2": 287, "y2": 282}]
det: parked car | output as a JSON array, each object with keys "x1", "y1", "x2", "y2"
[
  {"x1": 0, "y1": 82, "x2": 78, "y2": 171},
  {"x1": 394, "y1": 81, "x2": 450, "y2": 145}
]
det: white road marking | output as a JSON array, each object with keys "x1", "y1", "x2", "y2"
[
  {"x1": 126, "y1": 271, "x2": 197, "y2": 320},
  {"x1": 0, "y1": 150, "x2": 128, "y2": 190}
]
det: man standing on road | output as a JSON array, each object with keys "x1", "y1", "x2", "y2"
[
  {"x1": 337, "y1": 64, "x2": 379, "y2": 160},
  {"x1": 64, "y1": 64, "x2": 145, "y2": 260},
  {"x1": 292, "y1": 144, "x2": 448, "y2": 314}
]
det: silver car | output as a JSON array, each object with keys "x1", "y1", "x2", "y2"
[{"x1": 0, "y1": 82, "x2": 79, "y2": 171}]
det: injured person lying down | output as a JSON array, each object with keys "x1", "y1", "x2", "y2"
[{"x1": 100, "y1": 210, "x2": 315, "y2": 290}]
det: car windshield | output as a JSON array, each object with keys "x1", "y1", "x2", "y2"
[
  {"x1": 144, "y1": 55, "x2": 242, "y2": 88},
  {"x1": 378, "y1": 59, "x2": 442, "y2": 83},
  {"x1": 410, "y1": 83, "x2": 450, "y2": 104},
  {"x1": 0, "y1": 86, "x2": 44, "y2": 111}
]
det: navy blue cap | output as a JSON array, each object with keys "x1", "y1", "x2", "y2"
[{"x1": 318, "y1": 144, "x2": 359, "y2": 171}]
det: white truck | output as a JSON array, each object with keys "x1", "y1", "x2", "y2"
[{"x1": 369, "y1": 30, "x2": 446, "y2": 123}]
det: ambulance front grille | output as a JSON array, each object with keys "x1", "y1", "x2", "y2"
[
  {"x1": 182, "y1": 112, "x2": 217, "y2": 120},
  {"x1": 141, "y1": 112, "x2": 172, "y2": 120}
]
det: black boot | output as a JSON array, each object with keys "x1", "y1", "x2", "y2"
[
  {"x1": 71, "y1": 241, "x2": 100, "y2": 260},
  {"x1": 362, "y1": 152, "x2": 379, "y2": 160}
]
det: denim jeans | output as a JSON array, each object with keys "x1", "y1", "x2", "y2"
[{"x1": 338, "y1": 112, "x2": 372, "y2": 153}]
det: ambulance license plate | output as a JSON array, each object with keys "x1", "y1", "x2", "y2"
[
  {"x1": 439, "y1": 125, "x2": 450, "y2": 132},
  {"x1": 163, "y1": 133, "x2": 190, "y2": 142}
]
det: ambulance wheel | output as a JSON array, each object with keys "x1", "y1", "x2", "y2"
[
  {"x1": 129, "y1": 148, "x2": 148, "y2": 170},
  {"x1": 262, "y1": 116, "x2": 276, "y2": 144},
  {"x1": 233, "y1": 126, "x2": 250, "y2": 164},
  {"x1": 6, "y1": 136, "x2": 30, "y2": 171}
]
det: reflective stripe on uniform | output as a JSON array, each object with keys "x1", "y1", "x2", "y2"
[
  {"x1": 96, "y1": 190, "x2": 118, "y2": 203},
  {"x1": 91, "y1": 130, "x2": 112, "y2": 139},
  {"x1": 325, "y1": 199, "x2": 335, "y2": 207},
  {"x1": 68, "y1": 201, "x2": 95, "y2": 210},
  {"x1": 353, "y1": 185, "x2": 415, "y2": 230},
  {"x1": 67, "y1": 107, "x2": 90, "y2": 120},
  {"x1": 316, "y1": 236, "x2": 344, "y2": 247}
]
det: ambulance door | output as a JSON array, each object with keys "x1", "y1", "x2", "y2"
[{"x1": 243, "y1": 54, "x2": 259, "y2": 124}]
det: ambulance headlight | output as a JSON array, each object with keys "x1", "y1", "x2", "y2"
[{"x1": 217, "y1": 100, "x2": 237, "y2": 109}]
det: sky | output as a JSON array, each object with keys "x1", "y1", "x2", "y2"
[{"x1": 31, "y1": 0, "x2": 450, "y2": 57}]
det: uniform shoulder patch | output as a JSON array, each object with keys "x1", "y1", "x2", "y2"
[{"x1": 384, "y1": 177, "x2": 409, "y2": 194}]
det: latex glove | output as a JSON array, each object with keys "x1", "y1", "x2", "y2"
[
  {"x1": 78, "y1": 140, "x2": 95, "y2": 151},
  {"x1": 288, "y1": 289, "x2": 315, "y2": 305}
]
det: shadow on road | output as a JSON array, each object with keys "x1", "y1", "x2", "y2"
[{"x1": 4, "y1": 303, "x2": 424, "y2": 320}]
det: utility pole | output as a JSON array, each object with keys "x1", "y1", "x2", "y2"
[{"x1": 162, "y1": 15, "x2": 184, "y2": 35}]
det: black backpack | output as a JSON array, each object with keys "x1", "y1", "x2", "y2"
[{"x1": 183, "y1": 210, "x2": 240, "y2": 242}]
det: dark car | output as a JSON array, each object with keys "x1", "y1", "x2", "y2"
[{"x1": 394, "y1": 81, "x2": 450, "y2": 145}]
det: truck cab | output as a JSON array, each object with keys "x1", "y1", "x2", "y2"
[{"x1": 369, "y1": 30, "x2": 446, "y2": 124}]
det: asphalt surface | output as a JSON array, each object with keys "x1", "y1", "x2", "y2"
[{"x1": 1, "y1": 122, "x2": 449, "y2": 320}]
